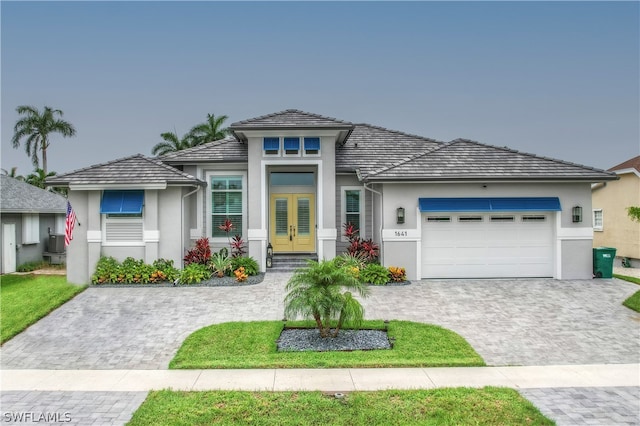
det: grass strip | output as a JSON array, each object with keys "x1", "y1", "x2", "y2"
[
  {"x1": 622, "y1": 291, "x2": 640, "y2": 312},
  {"x1": 614, "y1": 274, "x2": 640, "y2": 285},
  {"x1": 0, "y1": 274, "x2": 86, "y2": 344},
  {"x1": 127, "y1": 388, "x2": 554, "y2": 426},
  {"x1": 169, "y1": 320, "x2": 484, "y2": 369}
]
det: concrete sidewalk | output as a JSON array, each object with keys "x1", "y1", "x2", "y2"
[{"x1": 3, "y1": 364, "x2": 638, "y2": 392}]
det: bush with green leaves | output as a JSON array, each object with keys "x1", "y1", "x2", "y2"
[
  {"x1": 178, "y1": 263, "x2": 211, "y2": 284},
  {"x1": 17, "y1": 261, "x2": 47, "y2": 272},
  {"x1": 91, "y1": 256, "x2": 178, "y2": 284},
  {"x1": 230, "y1": 256, "x2": 259, "y2": 276},
  {"x1": 91, "y1": 256, "x2": 120, "y2": 284},
  {"x1": 208, "y1": 252, "x2": 232, "y2": 277},
  {"x1": 360, "y1": 263, "x2": 390, "y2": 285}
]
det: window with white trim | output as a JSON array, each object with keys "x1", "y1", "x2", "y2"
[
  {"x1": 22, "y1": 213, "x2": 39, "y2": 244},
  {"x1": 263, "y1": 137, "x2": 280, "y2": 156},
  {"x1": 303, "y1": 137, "x2": 321, "y2": 156},
  {"x1": 283, "y1": 137, "x2": 301, "y2": 157},
  {"x1": 101, "y1": 190, "x2": 144, "y2": 244},
  {"x1": 211, "y1": 176, "x2": 244, "y2": 238},
  {"x1": 593, "y1": 209, "x2": 603, "y2": 231},
  {"x1": 342, "y1": 187, "x2": 363, "y2": 240}
]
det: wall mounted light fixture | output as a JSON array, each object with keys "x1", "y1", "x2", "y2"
[
  {"x1": 396, "y1": 207, "x2": 405, "y2": 224},
  {"x1": 572, "y1": 206, "x2": 582, "y2": 223}
]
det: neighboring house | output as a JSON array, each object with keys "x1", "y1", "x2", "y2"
[
  {"x1": 592, "y1": 155, "x2": 640, "y2": 266},
  {"x1": 47, "y1": 109, "x2": 617, "y2": 284},
  {"x1": 0, "y1": 175, "x2": 68, "y2": 273}
]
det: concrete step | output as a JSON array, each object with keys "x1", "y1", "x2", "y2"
[{"x1": 269, "y1": 254, "x2": 317, "y2": 272}]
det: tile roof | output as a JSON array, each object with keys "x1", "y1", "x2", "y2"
[
  {"x1": 608, "y1": 155, "x2": 640, "y2": 173},
  {"x1": 160, "y1": 135, "x2": 247, "y2": 164},
  {"x1": 45, "y1": 154, "x2": 205, "y2": 187},
  {"x1": 364, "y1": 139, "x2": 618, "y2": 182},
  {"x1": 229, "y1": 109, "x2": 354, "y2": 130},
  {"x1": 1, "y1": 175, "x2": 67, "y2": 213},
  {"x1": 335, "y1": 123, "x2": 443, "y2": 175}
]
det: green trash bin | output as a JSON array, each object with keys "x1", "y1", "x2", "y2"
[{"x1": 593, "y1": 247, "x2": 617, "y2": 278}]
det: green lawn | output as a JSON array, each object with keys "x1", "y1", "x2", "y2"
[
  {"x1": 614, "y1": 274, "x2": 640, "y2": 312},
  {"x1": 128, "y1": 388, "x2": 554, "y2": 426},
  {"x1": 169, "y1": 320, "x2": 485, "y2": 369},
  {"x1": 0, "y1": 274, "x2": 86, "y2": 344}
]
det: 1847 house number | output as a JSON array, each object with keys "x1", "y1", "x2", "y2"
[{"x1": 394, "y1": 230, "x2": 408, "y2": 237}]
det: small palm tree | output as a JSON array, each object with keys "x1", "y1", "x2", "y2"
[
  {"x1": 284, "y1": 259, "x2": 369, "y2": 338},
  {"x1": 151, "y1": 131, "x2": 196, "y2": 156},
  {"x1": 25, "y1": 168, "x2": 57, "y2": 189},
  {"x1": 189, "y1": 113, "x2": 229, "y2": 145},
  {"x1": 11, "y1": 105, "x2": 76, "y2": 175}
]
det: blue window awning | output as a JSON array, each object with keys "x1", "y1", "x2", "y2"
[
  {"x1": 304, "y1": 137, "x2": 320, "y2": 151},
  {"x1": 284, "y1": 137, "x2": 300, "y2": 151},
  {"x1": 419, "y1": 197, "x2": 561, "y2": 212},
  {"x1": 263, "y1": 137, "x2": 280, "y2": 151},
  {"x1": 101, "y1": 190, "x2": 144, "y2": 214}
]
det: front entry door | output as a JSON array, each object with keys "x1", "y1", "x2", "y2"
[{"x1": 270, "y1": 193, "x2": 315, "y2": 252}]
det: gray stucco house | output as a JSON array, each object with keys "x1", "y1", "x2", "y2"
[
  {"x1": 46, "y1": 109, "x2": 617, "y2": 284},
  {"x1": 1, "y1": 175, "x2": 68, "y2": 273}
]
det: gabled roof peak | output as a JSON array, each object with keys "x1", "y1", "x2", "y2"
[
  {"x1": 608, "y1": 155, "x2": 640, "y2": 173},
  {"x1": 229, "y1": 109, "x2": 354, "y2": 130}
]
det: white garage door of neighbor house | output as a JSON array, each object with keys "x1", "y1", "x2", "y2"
[{"x1": 421, "y1": 212, "x2": 554, "y2": 278}]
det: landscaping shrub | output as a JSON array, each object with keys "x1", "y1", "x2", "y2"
[
  {"x1": 388, "y1": 266, "x2": 406, "y2": 282},
  {"x1": 183, "y1": 237, "x2": 211, "y2": 266},
  {"x1": 344, "y1": 223, "x2": 379, "y2": 262},
  {"x1": 91, "y1": 256, "x2": 178, "y2": 284},
  {"x1": 178, "y1": 263, "x2": 211, "y2": 284},
  {"x1": 208, "y1": 252, "x2": 232, "y2": 278},
  {"x1": 234, "y1": 266, "x2": 248, "y2": 282},
  {"x1": 230, "y1": 256, "x2": 259, "y2": 276},
  {"x1": 360, "y1": 263, "x2": 390, "y2": 285}
]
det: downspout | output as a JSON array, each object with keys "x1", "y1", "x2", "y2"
[
  {"x1": 363, "y1": 180, "x2": 384, "y2": 265},
  {"x1": 181, "y1": 185, "x2": 201, "y2": 267}
]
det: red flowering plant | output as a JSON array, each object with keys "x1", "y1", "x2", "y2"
[
  {"x1": 218, "y1": 219, "x2": 246, "y2": 258},
  {"x1": 184, "y1": 237, "x2": 212, "y2": 266},
  {"x1": 344, "y1": 223, "x2": 379, "y2": 263}
]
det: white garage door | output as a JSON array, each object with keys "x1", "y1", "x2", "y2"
[{"x1": 421, "y1": 212, "x2": 554, "y2": 278}]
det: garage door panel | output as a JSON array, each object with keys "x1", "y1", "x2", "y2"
[{"x1": 422, "y1": 212, "x2": 554, "y2": 278}]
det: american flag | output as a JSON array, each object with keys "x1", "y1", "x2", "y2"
[{"x1": 65, "y1": 201, "x2": 77, "y2": 247}]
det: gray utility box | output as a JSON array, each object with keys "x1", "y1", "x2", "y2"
[{"x1": 48, "y1": 234, "x2": 65, "y2": 253}]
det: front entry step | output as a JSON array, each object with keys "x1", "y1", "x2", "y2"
[{"x1": 269, "y1": 254, "x2": 318, "y2": 272}]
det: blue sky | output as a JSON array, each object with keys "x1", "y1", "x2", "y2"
[{"x1": 2, "y1": 1, "x2": 638, "y2": 176}]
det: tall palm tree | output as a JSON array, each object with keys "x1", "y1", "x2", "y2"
[
  {"x1": 284, "y1": 259, "x2": 369, "y2": 338},
  {"x1": 11, "y1": 105, "x2": 76, "y2": 175},
  {"x1": 189, "y1": 113, "x2": 229, "y2": 145},
  {"x1": 151, "y1": 131, "x2": 196, "y2": 156}
]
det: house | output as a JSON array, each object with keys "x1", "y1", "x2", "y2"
[
  {"x1": 0, "y1": 175, "x2": 68, "y2": 273},
  {"x1": 46, "y1": 109, "x2": 617, "y2": 284},
  {"x1": 592, "y1": 155, "x2": 640, "y2": 267}
]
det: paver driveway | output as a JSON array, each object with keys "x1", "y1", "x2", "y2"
[{"x1": 1, "y1": 275, "x2": 639, "y2": 369}]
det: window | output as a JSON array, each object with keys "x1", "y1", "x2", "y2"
[
  {"x1": 522, "y1": 215, "x2": 546, "y2": 222},
  {"x1": 342, "y1": 188, "x2": 363, "y2": 239},
  {"x1": 490, "y1": 215, "x2": 515, "y2": 222},
  {"x1": 426, "y1": 216, "x2": 451, "y2": 222},
  {"x1": 263, "y1": 137, "x2": 280, "y2": 155},
  {"x1": 593, "y1": 209, "x2": 603, "y2": 231},
  {"x1": 101, "y1": 190, "x2": 144, "y2": 215},
  {"x1": 458, "y1": 216, "x2": 483, "y2": 222},
  {"x1": 304, "y1": 137, "x2": 320, "y2": 155},
  {"x1": 22, "y1": 213, "x2": 39, "y2": 244},
  {"x1": 212, "y1": 176, "x2": 243, "y2": 238},
  {"x1": 283, "y1": 137, "x2": 300, "y2": 156},
  {"x1": 101, "y1": 190, "x2": 144, "y2": 244}
]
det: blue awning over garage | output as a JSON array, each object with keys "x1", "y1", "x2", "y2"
[
  {"x1": 100, "y1": 190, "x2": 144, "y2": 214},
  {"x1": 419, "y1": 197, "x2": 561, "y2": 212}
]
